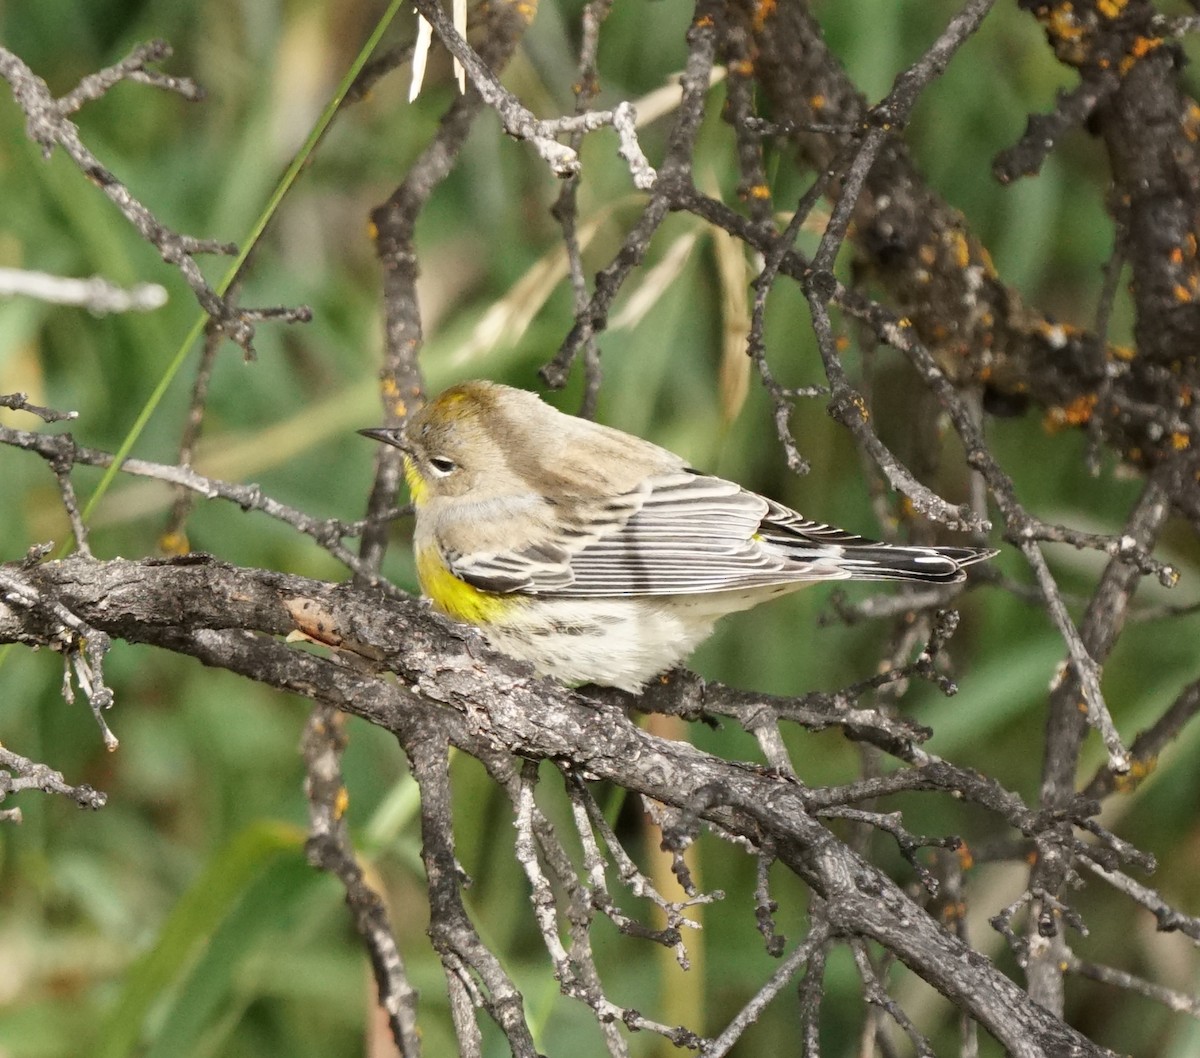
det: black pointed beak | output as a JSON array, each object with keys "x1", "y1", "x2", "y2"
[{"x1": 358, "y1": 426, "x2": 409, "y2": 451}]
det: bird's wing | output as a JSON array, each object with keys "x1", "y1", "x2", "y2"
[
  {"x1": 448, "y1": 472, "x2": 848, "y2": 597},
  {"x1": 446, "y1": 477, "x2": 994, "y2": 596}
]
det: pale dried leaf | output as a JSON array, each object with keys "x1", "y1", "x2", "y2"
[
  {"x1": 631, "y1": 67, "x2": 726, "y2": 129},
  {"x1": 453, "y1": 216, "x2": 605, "y2": 364},
  {"x1": 610, "y1": 231, "x2": 700, "y2": 331},
  {"x1": 712, "y1": 222, "x2": 752, "y2": 425},
  {"x1": 410, "y1": 15, "x2": 433, "y2": 103}
]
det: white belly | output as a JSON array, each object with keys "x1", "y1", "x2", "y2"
[{"x1": 481, "y1": 587, "x2": 796, "y2": 692}]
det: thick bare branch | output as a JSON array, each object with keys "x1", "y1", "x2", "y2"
[{"x1": 0, "y1": 555, "x2": 1126, "y2": 1057}]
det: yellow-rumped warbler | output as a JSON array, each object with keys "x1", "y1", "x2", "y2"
[{"x1": 361, "y1": 380, "x2": 995, "y2": 692}]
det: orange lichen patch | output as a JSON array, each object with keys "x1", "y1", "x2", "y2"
[
  {"x1": 1171, "y1": 431, "x2": 1191, "y2": 450},
  {"x1": 747, "y1": 184, "x2": 771, "y2": 200},
  {"x1": 810, "y1": 93, "x2": 826, "y2": 111},
  {"x1": 1188, "y1": 233, "x2": 1199, "y2": 258},
  {"x1": 1173, "y1": 283, "x2": 1193, "y2": 303},
  {"x1": 334, "y1": 786, "x2": 351, "y2": 820},
  {"x1": 1120, "y1": 36, "x2": 1163, "y2": 75},
  {"x1": 1113, "y1": 756, "x2": 1157, "y2": 793},
  {"x1": 941, "y1": 901, "x2": 967, "y2": 924},
  {"x1": 751, "y1": 0, "x2": 776, "y2": 31},
  {"x1": 1170, "y1": 246, "x2": 1184, "y2": 265},
  {"x1": 1043, "y1": 3, "x2": 1085, "y2": 44},
  {"x1": 381, "y1": 374, "x2": 410, "y2": 417},
  {"x1": 1108, "y1": 343, "x2": 1135, "y2": 361},
  {"x1": 1097, "y1": 0, "x2": 1127, "y2": 17},
  {"x1": 898, "y1": 494, "x2": 916, "y2": 519},
  {"x1": 1036, "y1": 2, "x2": 1095, "y2": 65},
  {"x1": 835, "y1": 334, "x2": 850, "y2": 352},
  {"x1": 949, "y1": 229, "x2": 971, "y2": 270},
  {"x1": 1044, "y1": 393, "x2": 1098, "y2": 432},
  {"x1": 957, "y1": 843, "x2": 974, "y2": 871},
  {"x1": 694, "y1": 12, "x2": 714, "y2": 27},
  {"x1": 1185, "y1": 104, "x2": 1200, "y2": 143},
  {"x1": 976, "y1": 243, "x2": 998, "y2": 277},
  {"x1": 730, "y1": 59, "x2": 754, "y2": 77},
  {"x1": 367, "y1": 219, "x2": 379, "y2": 240},
  {"x1": 1130, "y1": 35, "x2": 1162, "y2": 58},
  {"x1": 515, "y1": 0, "x2": 538, "y2": 23},
  {"x1": 1181, "y1": 384, "x2": 1193, "y2": 406},
  {"x1": 978, "y1": 364, "x2": 993, "y2": 382}
]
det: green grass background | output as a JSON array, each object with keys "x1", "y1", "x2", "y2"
[{"x1": 1, "y1": 1, "x2": 1198, "y2": 1055}]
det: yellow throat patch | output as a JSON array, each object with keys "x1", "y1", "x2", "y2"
[{"x1": 403, "y1": 456, "x2": 428, "y2": 507}]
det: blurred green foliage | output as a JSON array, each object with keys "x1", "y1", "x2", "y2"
[{"x1": 1, "y1": 1, "x2": 1198, "y2": 1056}]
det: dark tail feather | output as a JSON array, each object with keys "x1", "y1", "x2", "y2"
[
  {"x1": 759, "y1": 504, "x2": 997, "y2": 584},
  {"x1": 827, "y1": 543, "x2": 997, "y2": 584}
]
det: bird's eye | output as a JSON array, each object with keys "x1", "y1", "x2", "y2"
[{"x1": 428, "y1": 456, "x2": 457, "y2": 475}]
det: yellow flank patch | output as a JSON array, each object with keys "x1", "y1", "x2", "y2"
[
  {"x1": 417, "y1": 546, "x2": 516, "y2": 625},
  {"x1": 403, "y1": 456, "x2": 428, "y2": 507}
]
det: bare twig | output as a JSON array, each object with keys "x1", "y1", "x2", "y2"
[
  {"x1": 542, "y1": 0, "x2": 721, "y2": 389},
  {"x1": 1065, "y1": 952, "x2": 1200, "y2": 1018},
  {"x1": 0, "y1": 743, "x2": 108, "y2": 820},
  {"x1": 407, "y1": 733, "x2": 541, "y2": 1056},
  {"x1": 816, "y1": 807, "x2": 960, "y2": 897},
  {"x1": 57, "y1": 38, "x2": 204, "y2": 112},
  {"x1": 1021, "y1": 540, "x2": 1129, "y2": 773},
  {"x1": 0, "y1": 425, "x2": 395, "y2": 587},
  {"x1": 703, "y1": 923, "x2": 833, "y2": 1058},
  {"x1": 409, "y1": 0, "x2": 656, "y2": 187},
  {"x1": 1081, "y1": 858, "x2": 1200, "y2": 945},
  {"x1": 550, "y1": 0, "x2": 616, "y2": 417},
  {"x1": 162, "y1": 324, "x2": 224, "y2": 548},
  {"x1": 0, "y1": 43, "x2": 310, "y2": 358},
  {"x1": 851, "y1": 938, "x2": 935, "y2": 1057},
  {"x1": 1083, "y1": 678, "x2": 1200, "y2": 801},
  {"x1": 0, "y1": 267, "x2": 167, "y2": 314},
  {"x1": 0, "y1": 566, "x2": 116, "y2": 749},
  {"x1": 0, "y1": 392, "x2": 77, "y2": 423},
  {"x1": 302, "y1": 705, "x2": 421, "y2": 1055}
]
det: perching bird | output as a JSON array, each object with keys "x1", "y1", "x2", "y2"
[{"x1": 361, "y1": 380, "x2": 994, "y2": 692}]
